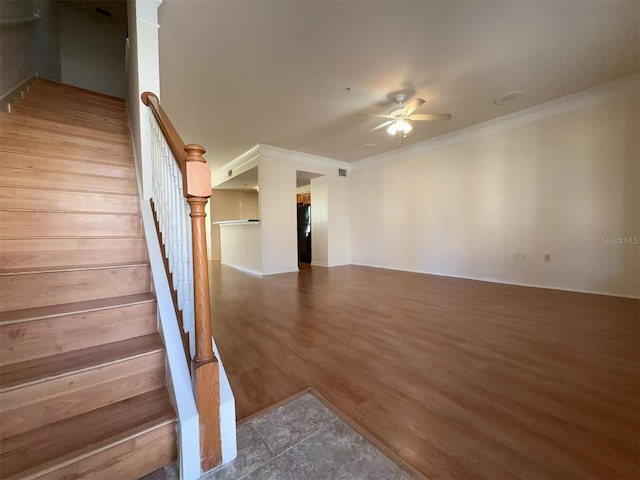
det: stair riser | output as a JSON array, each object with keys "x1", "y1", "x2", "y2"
[
  {"x1": 14, "y1": 94, "x2": 127, "y2": 120},
  {"x1": 0, "y1": 351, "x2": 165, "y2": 439},
  {"x1": 0, "y1": 211, "x2": 142, "y2": 238},
  {"x1": 0, "y1": 265, "x2": 151, "y2": 311},
  {"x1": 0, "y1": 187, "x2": 139, "y2": 214},
  {"x1": 0, "y1": 301, "x2": 157, "y2": 366},
  {"x1": 17, "y1": 98, "x2": 128, "y2": 125},
  {"x1": 0, "y1": 126, "x2": 132, "y2": 156},
  {"x1": 0, "y1": 136, "x2": 134, "y2": 167},
  {"x1": 3, "y1": 110, "x2": 130, "y2": 139},
  {"x1": 30, "y1": 422, "x2": 176, "y2": 480},
  {"x1": 0, "y1": 151, "x2": 135, "y2": 179},
  {"x1": 30, "y1": 82, "x2": 127, "y2": 109},
  {"x1": 12, "y1": 106, "x2": 129, "y2": 135},
  {"x1": 0, "y1": 166, "x2": 137, "y2": 194},
  {"x1": 20, "y1": 90, "x2": 127, "y2": 114},
  {"x1": 0, "y1": 237, "x2": 147, "y2": 270}
]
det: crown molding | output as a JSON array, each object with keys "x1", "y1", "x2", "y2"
[
  {"x1": 219, "y1": 144, "x2": 351, "y2": 175},
  {"x1": 352, "y1": 73, "x2": 640, "y2": 171},
  {"x1": 259, "y1": 144, "x2": 351, "y2": 169}
]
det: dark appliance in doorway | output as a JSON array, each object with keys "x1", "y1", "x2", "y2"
[{"x1": 297, "y1": 203, "x2": 311, "y2": 264}]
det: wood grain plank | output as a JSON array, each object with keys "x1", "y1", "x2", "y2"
[
  {"x1": 0, "y1": 136, "x2": 134, "y2": 166},
  {"x1": 1, "y1": 350, "x2": 165, "y2": 438},
  {"x1": 0, "y1": 126, "x2": 132, "y2": 156},
  {"x1": 0, "y1": 151, "x2": 135, "y2": 179},
  {"x1": 0, "y1": 166, "x2": 136, "y2": 194},
  {"x1": 211, "y1": 263, "x2": 640, "y2": 480},
  {"x1": 0, "y1": 388, "x2": 175, "y2": 479},
  {"x1": 0, "y1": 186, "x2": 139, "y2": 214},
  {"x1": 0, "y1": 299, "x2": 157, "y2": 365},
  {"x1": 0, "y1": 211, "x2": 142, "y2": 238},
  {"x1": 0, "y1": 292, "x2": 155, "y2": 324},
  {"x1": 0, "y1": 236, "x2": 147, "y2": 271},
  {"x1": 0, "y1": 112, "x2": 129, "y2": 143},
  {"x1": 0, "y1": 264, "x2": 151, "y2": 311},
  {"x1": 31, "y1": 79, "x2": 126, "y2": 106},
  {"x1": 0, "y1": 333, "x2": 163, "y2": 389},
  {"x1": 17, "y1": 89, "x2": 127, "y2": 118},
  {"x1": 15, "y1": 97, "x2": 128, "y2": 125},
  {"x1": 11, "y1": 100, "x2": 129, "y2": 134},
  {"x1": 36, "y1": 421, "x2": 176, "y2": 480}
]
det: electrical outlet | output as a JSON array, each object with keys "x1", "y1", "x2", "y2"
[{"x1": 544, "y1": 254, "x2": 551, "y2": 262}]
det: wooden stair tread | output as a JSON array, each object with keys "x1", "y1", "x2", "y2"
[
  {"x1": 0, "y1": 388, "x2": 175, "y2": 479},
  {"x1": 0, "y1": 261, "x2": 149, "y2": 276},
  {"x1": 16, "y1": 93, "x2": 129, "y2": 121},
  {"x1": 0, "y1": 112, "x2": 130, "y2": 144},
  {"x1": 32, "y1": 79, "x2": 127, "y2": 105},
  {"x1": 0, "y1": 292, "x2": 155, "y2": 324},
  {"x1": 21, "y1": 91, "x2": 127, "y2": 111},
  {"x1": 0, "y1": 333, "x2": 164, "y2": 390},
  {"x1": 11, "y1": 105, "x2": 129, "y2": 135}
]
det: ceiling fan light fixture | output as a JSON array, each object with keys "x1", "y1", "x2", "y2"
[{"x1": 386, "y1": 118, "x2": 413, "y2": 136}]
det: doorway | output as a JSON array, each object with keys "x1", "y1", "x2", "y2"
[{"x1": 296, "y1": 171, "x2": 322, "y2": 265}]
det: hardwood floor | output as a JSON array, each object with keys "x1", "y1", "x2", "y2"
[{"x1": 210, "y1": 262, "x2": 639, "y2": 479}]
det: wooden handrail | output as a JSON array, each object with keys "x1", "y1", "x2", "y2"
[
  {"x1": 141, "y1": 91, "x2": 186, "y2": 172},
  {"x1": 141, "y1": 92, "x2": 221, "y2": 471}
]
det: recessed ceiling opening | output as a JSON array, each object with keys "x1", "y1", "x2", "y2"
[{"x1": 214, "y1": 167, "x2": 258, "y2": 190}]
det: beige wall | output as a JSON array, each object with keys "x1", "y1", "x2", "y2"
[
  {"x1": 0, "y1": 0, "x2": 61, "y2": 97},
  {"x1": 210, "y1": 190, "x2": 259, "y2": 261},
  {"x1": 59, "y1": 2, "x2": 127, "y2": 98},
  {"x1": 351, "y1": 90, "x2": 639, "y2": 297}
]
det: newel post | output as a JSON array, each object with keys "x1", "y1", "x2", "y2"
[{"x1": 184, "y1": 144, "x2": 221, "y2": 471}]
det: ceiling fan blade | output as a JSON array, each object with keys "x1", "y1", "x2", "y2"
[
  {"x1": 409, "y1": 113, "x2": 452, "y2": 121},
  {"x1": 366, "y1": 114, "x2": 397, "y2": 119},
  {"x1": 402, "y1": 97, "x2": 425, "y2": 116},
  {"x1": 369, "y1": 120, "x2": 395, "y2": 132}
]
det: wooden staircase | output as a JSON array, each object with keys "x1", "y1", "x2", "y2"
[{"x1": 0, "y1": 79, "x2": 176, "y2": 479}]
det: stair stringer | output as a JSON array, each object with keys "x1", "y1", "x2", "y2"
[
  {"x1": 139, "y1": 199, "x2": 200, "y2": 480},
  {"x1": 139, "y1": 198, "x2": 238, "y2": 479}
]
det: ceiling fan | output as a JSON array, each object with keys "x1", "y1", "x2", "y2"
[{"x1": 368, "y1": 93, "x2": 452, "y2": 142}]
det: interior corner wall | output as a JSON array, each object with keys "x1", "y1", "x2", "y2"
[
  {"x1": 0, "y1": 0, "x2": 61, "y2": 96},
  {"x1": 351, "y1": 90, "x2": 640, "y2": 298},
  {"x1": 58, "y1": 3, "x2": 127, "y2": 98}
]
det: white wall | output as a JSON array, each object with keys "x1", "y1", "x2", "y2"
[
  {"x1": 310, "y1": 177, "x2": 328, "y2": 266},
  {"x1": 219, "y1": 224, "x2": 262, "y2": 275},
  {"x1": 126, "y1": 0, "x2": 161, "y2": 200},
  {"x1": 351, "y1": 86, "x2": 639, "y2": 297},
  {"x1": 258, "y1": 156, "x2": 299, "y2": 275},
  {"x1": 59, "y1": 3, "x2": 126, "y2": 98},
  {"x1": 254, "y1": 148, "x2": 352, "y2": 274}
]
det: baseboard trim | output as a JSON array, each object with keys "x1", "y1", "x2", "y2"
[
  {"x1": 220, "y1": 262, "x2": 263, "y2": 277},
  {"x1": 1, "y1": 74, "x2": 37, "y2": 112},
  {"x1": 350, "y1": 262, "x2": 640, "y2": 299}
]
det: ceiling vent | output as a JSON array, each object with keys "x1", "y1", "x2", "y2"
[{"x1": 338, "y1": 168, "x2": 347, "y2": 177}]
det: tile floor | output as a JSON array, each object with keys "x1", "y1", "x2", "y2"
[{"x1": 144, "y1": 393, "x2": 411, "y2": 480}]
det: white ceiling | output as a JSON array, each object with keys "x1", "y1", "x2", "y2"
[{"x1": 158, "y1": 0, "x2": 639, "y2": 170}]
